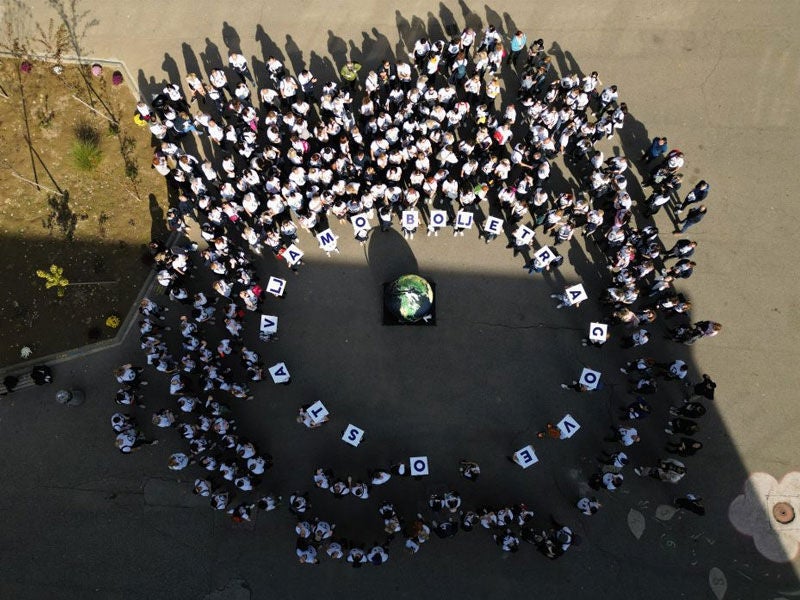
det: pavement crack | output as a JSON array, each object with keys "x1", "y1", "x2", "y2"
[{"x1": 473, "y1": 320, "x2": 585, "y2": 332}]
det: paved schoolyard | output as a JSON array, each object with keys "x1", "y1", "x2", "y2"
[{"x1": 2, "y1": 1, "x2": 800, "y2": 598}]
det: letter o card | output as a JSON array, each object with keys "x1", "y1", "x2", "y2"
[
  {"x1": 351, "y1": 213, "x2": 371, "y2": 232},
  {"x1": 268, "y1": 362, "x2": 291, "y2": 383},
  {"x1": 513, "y1": 445, "x2": 539, "y2": 469},
  {"x1": 284, "y1": 244, "x2": 304, "y2": 266},
  {"x1": 409, "y1": 456, "x2": 430, "y2": 476},
  {"x1": 430, "y1": 209, "x2": 448, "y2": 228},
  {"x1": 565, "y1": 283, "x2": 588, "y2": 305},
  {"x1": 483, "y1": 216, "x2": 503, "y2": 235},
  {"x1": 589, "y1": 322, "x2": 608, "y2": 343},
  {"x1": 259, "y1": 314, "x2": 278, "y2": 335},
  {"x1": 402, "y1": 210, "x2": 420, "y2": 229},
  {"x1": 342, "y1": 424, "x2": 365, "y2": 447},
  {"x1": 306, "y1": 400, "x2": 329, "y2": 424},
  {"x1": 266, "y1": 276, "x2": 286, "y2": 297},
  {"x1": 316, "y1": 228, "x2": 338, "y2": 252},
  {"x1": 455, "y1": 210, "x2": 474, "y2": 229},
  {"x1": 578, "y1": 367, "x2": 601, "y2": 390},
  {"x1": 533, "y1": 245, "x2": 555, "y2": 266},
  {"x1": 557, "y1": 414, "x2": 581, "y2": 439}
]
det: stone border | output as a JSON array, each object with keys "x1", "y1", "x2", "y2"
[{"x1": 0, "y1": 51, "x2": 141, "y2": 99}]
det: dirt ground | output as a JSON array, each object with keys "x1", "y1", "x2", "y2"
[{"x1": 0, "y1": 59, "x2": 167, "y2": 366}]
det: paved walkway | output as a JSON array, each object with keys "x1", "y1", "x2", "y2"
[{"x1": 2, "y1": 1, "x2": 800, "y2": 599}]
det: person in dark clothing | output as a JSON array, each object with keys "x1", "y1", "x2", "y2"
[
  {"x1": 666, "y1": 437, "x2": 704, "y2": 456},
  {"x1": 31, "y1": 365, "x2": 53, "y2": 385},
  {"x1": 687, "y1": 374, "x2": 716, "y2": 400},
  {"x1": 669, "y1": 402, "x2": 707, "y2": 419},
  {"x1": 643, "y1": 136, "x2": 668, "y2": 163},
  {"x1": 674, "y1": 494, "x2": 705, "y2": 516},
  {"x1": 674, "y1": 205, "x2": 707, "y2": 233},
  {"x1": 677, "y1": 180, "x2": 710, "y2": 212},
  {"x1": 665, "y1": 417, "x2": 698, "y2": 436}
]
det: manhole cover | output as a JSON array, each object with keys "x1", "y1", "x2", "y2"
[{"x1": 773, "y1": 502, "x2": 795, "y2": 524}]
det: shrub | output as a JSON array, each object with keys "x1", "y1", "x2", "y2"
[
  {"x1": 74, "y1": 120, "x2": 101, "y2": 146},
  {"x1": 71, "y1": 139, "x2": 103, "y2": 170}
]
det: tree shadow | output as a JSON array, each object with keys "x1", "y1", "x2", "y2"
[{"x1": 42, "y1": 190, "x2": 77, "y2": 241}]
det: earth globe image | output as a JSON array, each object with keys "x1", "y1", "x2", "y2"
[{"x1": 384, "y1": 274, "x2": 435, "y2": 324}]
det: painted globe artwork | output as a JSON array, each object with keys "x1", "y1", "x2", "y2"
[{"x1": 384, "y1": 274, "x2": 434, "y2": 323}]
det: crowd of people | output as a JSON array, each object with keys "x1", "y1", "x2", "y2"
[{"x1": 112, "y1": 19, "x2": 721, "y2": 563}]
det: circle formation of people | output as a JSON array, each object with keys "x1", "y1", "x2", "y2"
[{"x1": 113, "y1": 21, "x2": 721, "y2": 565}]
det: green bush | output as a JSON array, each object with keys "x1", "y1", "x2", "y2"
[{"x1": 71, "y1": 139, "x2": 103, "y2": 170}]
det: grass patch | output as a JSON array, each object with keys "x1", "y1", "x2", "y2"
[
  {"x1": 72, "y1": 120, "x2": 103, "y2": 170},
  {"x1": 71, "y1": 139, "x2": 103, "y2": 170}
]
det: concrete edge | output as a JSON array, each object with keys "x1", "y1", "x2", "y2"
[{"x1": 0, "y1": 51, "x2": 140, "y2": 100}]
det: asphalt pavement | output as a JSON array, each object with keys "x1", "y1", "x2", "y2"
[{"x1": 2, "y1": 1, "x2": 799, "y2": 599}]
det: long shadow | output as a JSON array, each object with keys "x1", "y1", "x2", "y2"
[
  {"x1": 549, "y1": 40, "x2": 570, "y2": 77},
  {"x1": 255, "y1": 24, "x2": 287, "y2": 66},
  {"x1": 284, "y1": 34, "x2": 306, "y2": 74},
  {"x1": 439, "y1": 3, "x2": 460, "y2": 37},
  {"x1": 484, "y1": 4, "x2": 504, "y2": 34},
  {"x1": 148, "y1": 192, "x2": 168, "y2": 243},
  {"x1": 458, "y1": 0, "x2": 484, "y2": 31},
  {"x1": 327, "y1": 29, "x2": 349, "y2": 71},
  {"x1": 564, "y1": 50, "x2": 586, "y2": 79},
  {"x1": 221, "y1": 21, "x2": 241, "y2": 52},
  {"x1": 136, "y1": 69, "x2": 162, "y2": 101},
  {"x1": 181, "y1": 43, "x2": 203, "y2": 81},
  {"x1": 369, "y1": 27, "x2": 397, "y2": 62},
  {"x1": 200, "y1": 37, "x2": 225, "y2": 75},
  {"x1": 426, "y1": 11, "x2": 446, "y2": 43},
  {"x1": 366, "y1": 227, "x2": 419, "y2": 284},
  {"x1": 347, "y1": 39, "x2": 365, "y2": 67},
  {"x1": 502, "y1": 11, "x2": 519, "y2": 36},
  {"x1": 161, "y1": 53, "x2": 181, "y2": 86},
  {"x1": 309, "y1": 51, "x2": 338, "y2": 87}
]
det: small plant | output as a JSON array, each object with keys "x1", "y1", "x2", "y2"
[
  {"x1": 36, "y1": 264, "x2": 69, "y2": 297},
  {"x1": 105, "y1": 314, "x2": 121, "y2": 329},
  {"x1": 98, "y1": 212, "x2": 109, "y2": 238},
  {"x1": 36, "y1": 94, "x2": 56, "y2": 128},
  {"x1": 74, "y1": 120, "x2": 101, "y2": 146},
  {"x1": 71, "y1": 140, "x2": 102, "y2": 170},
  {"x1": 112, "y1": 71, "x2": 123, "y2": 85},
  {"x1": 72, "y1": 120, "x2": 103, "y2": 170}
]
